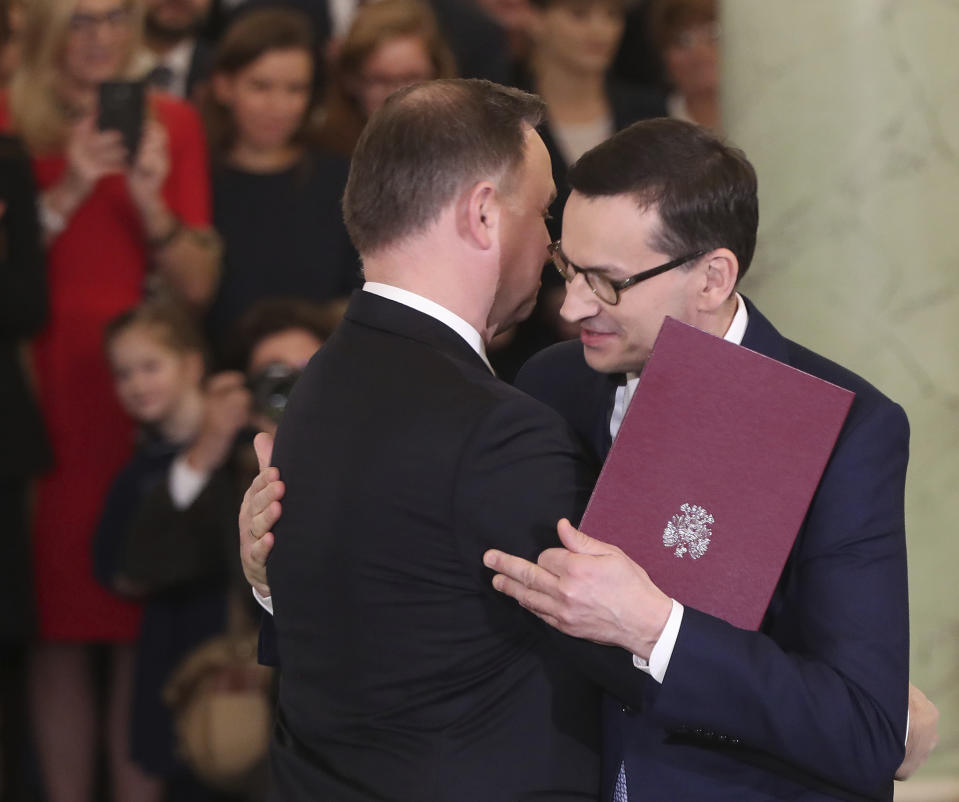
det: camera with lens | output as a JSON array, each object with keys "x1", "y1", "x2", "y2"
[{"x1": 246, "y1": 362, "x2": 302, "y2": 424}]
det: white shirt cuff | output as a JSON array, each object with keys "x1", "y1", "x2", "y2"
[
  {"x1": 253, "y1": 586, "x2": 273, "y2": 615},
  {"x1": 632, "y1": 599, "x2": 684, "y2": 683},
  {"x1": 168, "y1": 454, "x2": 212, "y2": 510}
]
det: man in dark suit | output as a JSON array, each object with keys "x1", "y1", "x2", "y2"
[
  {"x1": 260, "y1": 78, "x2": 634, "y2": 801},
  {"x1": 136, "y1": 0, "x2": 214, "y2": 101},
  {"x1": 484, "y1": 118, "x2": 912, "y2": 800},
  {"x1": 241, "y1": 117, "x2": 934, "y2": 798}
]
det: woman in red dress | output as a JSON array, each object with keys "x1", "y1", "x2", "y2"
[{"x1": 0, "y1": 0, "x2": 218, "y2": 799}]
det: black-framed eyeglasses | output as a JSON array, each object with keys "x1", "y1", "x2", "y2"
[{"x1": 548, "y1": 241, "x2": 708, "y2": 305}]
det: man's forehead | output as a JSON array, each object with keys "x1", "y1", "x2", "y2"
[{"x1": 562, "y1": 192, "x2": 660, "y2": 252}]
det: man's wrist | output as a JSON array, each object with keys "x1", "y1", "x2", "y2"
[
  {"x1": 632, "y1": 599, "x2": 684, "y2": 684},
  {"x1": 623, "y1": 592, "x2": 675, "y2": 661}
]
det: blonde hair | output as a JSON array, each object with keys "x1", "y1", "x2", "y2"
[
  {"x1": 319, "y1": 0, "x2": 456, "y2": 157},
  {"x1": 9, "y1": 0, "x2": 144, "y2": 152}
]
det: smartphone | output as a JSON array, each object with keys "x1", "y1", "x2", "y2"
[{"x1": 97, "y1": 80, "x2": 146, "y2": 160}]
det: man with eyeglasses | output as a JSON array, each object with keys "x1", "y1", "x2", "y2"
[
  {"x1": 488, "y1": 117, "x2": 921, "y2": 801},
  {"x1": 241, "y1": 117, "x2": 935, "y2": 799}
]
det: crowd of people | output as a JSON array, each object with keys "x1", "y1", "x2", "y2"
[{"x1": 0, "y1": 0, "x2": 719, "y2": 799}]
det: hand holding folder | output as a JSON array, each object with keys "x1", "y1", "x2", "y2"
[{"x1": 486, "y1": 316, "x2": 854, "y2": 650}]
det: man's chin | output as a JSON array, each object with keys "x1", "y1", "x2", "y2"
[
  {"x1": 498, "y1": 296, "x2": 538, "y2": 333},
  {"x1": 581, "y1": 344, "x2": 616, "y2": 374},
  {"x1": 580, "y1": 341, "x2": 638, "y2": 376}
]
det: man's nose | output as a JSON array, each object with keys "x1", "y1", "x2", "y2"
[{"x1": 559, "y1": 272, "x2": 600, "y2": 323}]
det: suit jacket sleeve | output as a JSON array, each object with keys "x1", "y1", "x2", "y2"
[
  {"x1": 452, "y1": 392, "x2": 660, "y2": 698},
  {"x1": 643, "y1": 396, "x2": 911, "y2": 797},
  {"x1": 453, "y1": 394, "x2": 593, "y2": 569}
]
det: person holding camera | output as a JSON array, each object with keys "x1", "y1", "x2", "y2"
[{"x1": 0, "y1": 1, "x2": 217, "y2": 799}]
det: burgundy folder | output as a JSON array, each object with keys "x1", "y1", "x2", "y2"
[{"x1": 579, "y1": 317, "x2": 854, "y2": 630}]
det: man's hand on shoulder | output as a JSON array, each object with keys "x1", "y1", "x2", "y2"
[
  {"x1": 238, "y1": 432, "x2": 283, "y2": 598},
  {"x1": 483, "y1": 518, "x2": 672, "y2": 660}
]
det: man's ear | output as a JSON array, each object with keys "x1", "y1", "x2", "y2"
[
  {"x1": 700, "y1": 248, "x2": 739, "y2": 309},
  {"x1": 456, "y1": 181, "x2": 499, "y2": 250}
]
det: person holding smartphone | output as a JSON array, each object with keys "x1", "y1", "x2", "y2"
[{"x1": 0, "y1": 2, "x2": 217, "y2": 800}]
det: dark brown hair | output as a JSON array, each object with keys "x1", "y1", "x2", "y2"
[
  {"x1": 318, "y1": 0, "x2": 456, "y2": 157},
  {"x1": 343, "y1": 79, "x2": 546, "y2": 255},
  {"x1": 229, "y1": 298, "x2": 336, "y2": 371},
  {"x1": 568, "y1": 117, "x2": 758, "y2": 281},
  {"x1": 203, "y1": 7, "x2": 320, "y2": 161}
]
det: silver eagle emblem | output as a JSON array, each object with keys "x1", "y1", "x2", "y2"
[{"x1": 663, "y1": 503, "x2": 714, "y2": 559}]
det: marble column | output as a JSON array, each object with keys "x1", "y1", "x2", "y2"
[{"x1": 722, "y1": 0, "x2": 959, "y2": 794}]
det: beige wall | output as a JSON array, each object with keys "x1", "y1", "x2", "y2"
[{"x1": 722, "y1": 1, "x2": 959, "y2": 794}]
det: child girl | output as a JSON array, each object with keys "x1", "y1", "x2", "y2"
[{"x1": 96, "y1": 300, "x2": 210, "y2": 801}]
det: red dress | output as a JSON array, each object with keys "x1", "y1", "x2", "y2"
[{"x1": 0, "y1": 94, "x2": 212, "y2": 641}]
